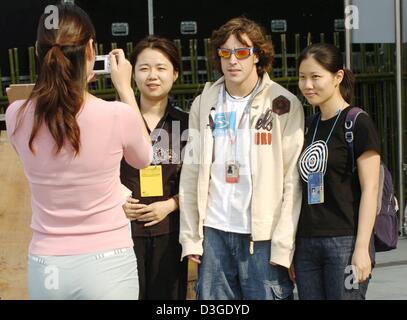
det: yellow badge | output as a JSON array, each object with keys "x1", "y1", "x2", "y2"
[{"x1": 139, "y1": 165, "x2": 164, "y2": 197}]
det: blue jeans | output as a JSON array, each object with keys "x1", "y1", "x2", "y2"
[
  {"x1": 196, "y1": 227, "x2": 294, "y2": 300},
  {"x1": 294, "y1": 236, "x2": 374, "y2": 300}
]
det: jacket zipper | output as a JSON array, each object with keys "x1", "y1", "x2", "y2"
[{"x1": 247, "y1": 80, "x2": 267, "y2": 256}]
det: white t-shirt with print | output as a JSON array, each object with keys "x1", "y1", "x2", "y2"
[{"x1": 204, "y1": 88, "x2": 253, "y2": 234}]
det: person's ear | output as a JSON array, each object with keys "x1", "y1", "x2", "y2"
[
  {"x1": 85, "y1": 38, "x2": 95, "y2": 61},
  {"x1": 254, "y1": 54, "x2": 259, "y2": 64},
  {"x1": 335, "y1": 69, "x2": 344, "y2": 87},
  {"x1": 173, "y1": 71, "x2": 179, "y2": 83}
]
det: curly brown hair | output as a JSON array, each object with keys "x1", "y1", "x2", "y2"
[{"x1": 211, "y1": 17, "x2": 274, "y2": 76}]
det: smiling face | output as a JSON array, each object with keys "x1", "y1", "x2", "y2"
[
  {"x1": 134, "y1": 47, "x2": 178, "y2": 102},
  {"x1": 219, "y1": 33, "x2": 259, "y2": 94},
  {"x1": 298, "y1": 56, "x2": 344, "y2": 107}
]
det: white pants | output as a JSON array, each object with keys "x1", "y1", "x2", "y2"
[{"x1": 28, "y1": 247, "x2": 138, "y2": 300}]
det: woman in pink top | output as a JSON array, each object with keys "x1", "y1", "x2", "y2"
[{"x1": 5, "y1": 3, "x2": 152, "y2": 299}]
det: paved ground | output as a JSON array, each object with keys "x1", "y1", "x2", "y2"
[
  {"x1": 367, "y1": 237, "x2": 407, "y2": 300},
  {"x1": 0, "y1": 131, "x2": 31, "y2": 300}
]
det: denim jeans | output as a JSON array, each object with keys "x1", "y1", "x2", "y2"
[
  {"x1": 196, "y1": 227, "x2": 294, "y2": 300},
  {"x1": 294, "y1": 236, "x2": 375, "y2": 300}
]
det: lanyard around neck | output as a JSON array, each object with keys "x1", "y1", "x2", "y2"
[{"x1": 311, "y1": 109, "x2": 343, "y2": 145}]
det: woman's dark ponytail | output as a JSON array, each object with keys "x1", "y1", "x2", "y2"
[
  {"x1": 340, "y1": 68, "x2": 355, "y2": 104},
  {"x1": 15, "y1": 4, "x2": 95, "y2": 156},
  {"x1": 30, "y1": 43, "x2": 84, "y2": 155}
]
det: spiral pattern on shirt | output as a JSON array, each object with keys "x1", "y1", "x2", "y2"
[{"x1": 298, "y1": 140, "x2": 328, "y2": 182}]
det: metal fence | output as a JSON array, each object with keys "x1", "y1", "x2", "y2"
[{"x1": 1, "y1": 32, "x2": 406, "y2": 204}]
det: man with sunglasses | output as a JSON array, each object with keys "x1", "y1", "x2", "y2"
[{"x1": 179, "y1": 17, "x2": 304, "y2": 300}]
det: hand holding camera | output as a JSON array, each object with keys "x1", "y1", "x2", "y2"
[
  {"x1": 88, "y1": 55, "x2": 112, "y2": 83},
  {"x1": 109, "y1": 49, "x2": 133, "y2": 95},
  {"x1": 93, "y1": 55, "x2": 112, "y2": 75}
]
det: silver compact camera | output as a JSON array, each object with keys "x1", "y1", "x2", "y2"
[{"x1": 93, "y1": 55, "x2": 111, "y2": 75}]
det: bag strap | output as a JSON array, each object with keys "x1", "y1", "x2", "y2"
[{"x1": 344, "y1": 107, "x2": 367, "y2": 172}]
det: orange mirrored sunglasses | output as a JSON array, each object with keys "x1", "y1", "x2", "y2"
[{"x1": 217, "y1": 47, "x2": 257, "y2": 60}]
